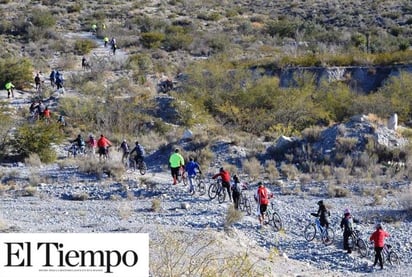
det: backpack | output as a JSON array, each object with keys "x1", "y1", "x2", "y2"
[{"x1": 232, "y1": 181, "x2": 241, "y2": 194}]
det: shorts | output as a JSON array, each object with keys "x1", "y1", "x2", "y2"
[
  {"x1": 171, "y1": 167, "x2": 180, "y2": 177},
  {"x1": 260, "y1": 204, "x2": 268, "y2": 215},
  {"x1": 98, "y1": 147, "x2": 107, "y2": 155}
]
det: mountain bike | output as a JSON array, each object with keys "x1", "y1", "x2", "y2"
[
  {"x1": 238, "y1": 183, "x2": 252, "y2": 215},
  {"x1": 67, "y1": 143, "x2": 85, "y2": 158},
  {"x1": 177, "y1": 167, "x2": 188, "y2": 186},
  {"x1": 208, "y1": 178, "x2": 226, "y2": 203},
  {"x1": 263, "y1": 201, "x2": 282, "y2": 231},
  {"x1": 189, "y1": 174, "x2": 206, "y2": 196},
  {"x1": 126, "y1": 155, "x2": 147, "y2": 175},
  {"x1": 304, "y1": 214, "x2": 335, "y2": 245},
  {"x1": 381, "y1": 243, "x2": 400, "y2": 266},
  {"x1": 348, "y1": 229, "x2": 369, "y2": 257}
]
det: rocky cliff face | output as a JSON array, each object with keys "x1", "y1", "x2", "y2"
[{"x1": 275, "y1": 65, "x2": 412, "y2": 93}]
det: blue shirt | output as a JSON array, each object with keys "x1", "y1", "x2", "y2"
[{"x1": 185, "y1": 161, "x2": 200, "y2": 176}]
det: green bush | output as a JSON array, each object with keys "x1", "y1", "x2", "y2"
[
  {"x1": 0, "y1": 57, "x2": 33, "y2": 89},
  {"x1": 12, "y1": 122, "x2": 64, "y2": 163},
  {"x1": 140, "y1": 32, "x2": 165, "y2": 49},
  {"x1": 74, "y1": 39, "x2": 97, "y2": 55},
  {"x1": 30, "y1": 8, "x2": 56, "y2": 28}
]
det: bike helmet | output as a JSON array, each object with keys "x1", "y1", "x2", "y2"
[
  {"x1": 219, "y1": 167, "x2": 224, "y2": 172},
  {"x1": 375, "y1": 222, "x2": 382, "y2": 229},
  {"x1": 343, "y1": 208, "x2": 350, "y2": 215},
  {"x1": 123, "y1": 139, "x2": 127, "y2": 143},
  {"x1": 317, "y1": 200, "x2": 324, "y2": 206},
  {"x1": 135, "y1": 141, "x2": 139, "y2": 145}
]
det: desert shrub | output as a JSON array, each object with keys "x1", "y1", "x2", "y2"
[
  {"x1": 24, "y1": 153, "x2": 42, "y2": 167},
  {"x1": 197, "y1": 12, "x2": 221, "y2": 21},
  {"x1": 74, "y1": 39, "x2": 97, "y2": 55},
  {"x1": 327, "y1": 183, "x2": 351, "y2": 198},
  {"x1": 30, "y1": 8, "x2": 56, "y2": 28},
  {"x1": 163, "y1": 31, "x2": 193, "y2": 51},
  {"x1": 140, "y1": 32, "x2": 165, "y2": 49},
  {"x1": 336, "y1": 137, "x2": 358, "y2": 154},
  {"x1": 225, "y1": 205, "x2": 242, "y2": 227},
  {"x1": 242, "y1": 157, "x2": 261, "y2": 181},
  {"x1": 264, "y1": 160, "x2": 280, "y2": 181},
  {"x1": 301, "y1": 126, "x2": 324, "y2": 143},
  {"x1": 0, "y1": 57, "x2": 33, "y2": 89},
  {"x1": 126, "y1": 53, "x2": 153, "y2": 72},
  {"x1": 12, "y1": 122, "x2": 63, "y2": 163},
  {"x1": 151, "y1": 229, "x2": 262, "y2": 276},
  {"x1": 102, "y1": 161, "x2": 125, "y2": 179},
  {"x1": 151, "y1": 198, "x2": 162, "y2": 212},
  {"x1": 265, "y1": 19, "x2": 300, "y2": 39},
  {"x1": 72, "y1": 192, "x2": 89, "y2": 201},
  {"x1": 279, "y1": 162, "x2": 299, "y2": 180}
]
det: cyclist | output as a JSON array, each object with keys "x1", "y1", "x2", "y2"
[
  {"x1": 212, "y1": 167, "x2": 231, "y2": 201},
  {"x1": 42, "y1": 106, "x2": 51, "y2": 123},
  {"x1": 70, "y1": 134, "x2": 86, "y2": 154},
  {"x1": 340, "y1": 208, "x2": 359, "y2": 254},
  {"x1": 103, "y1": 36, "x2": 109, "y2": 47},
  {"x1": 49, "y1": 69, "x2": 56, "y2": 88},
  {"x1": 5, "y1": 81, "x2": 15, "y2": 98},
  {"x1": 231, "y1": 175, "x2": 241, "y2": 209},
  {"x1": 254, "y1": 182, "x2": 273, "y2": 226},
  {"x1": 55, "y1": 71, "x2": 64, "y2": 90},
  {"x1": 185, "y1": 157, "x2": 202, "y2": 194},
  {"x1": 97, "y1": 134, "x2": 112, "y2": 160},
  {"x1": 169, "y1": 148, "x2": 184, "y2": 185},
  {"x1": 86, "y1": 135, "x2": 97, "y2": 155},
  {"x1": 34, "y1": 73, "x2": 41, "y2": 92},
  {"x1": 369, "y1": 223, "x2": 390, "y2": 270},
  {"x1": 118, "y1": 139, "x2": 130, "y2": 164},
  {"x1": 311, "y1": 200, "x2": 330, "y2": 228},
  {"x1": 130, "y1": 141, "x2": 145, "y2": 165}
]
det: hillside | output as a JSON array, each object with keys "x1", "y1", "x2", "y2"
[{"x1": 1, "y1": 1, "x2": 412, "y2": 276}]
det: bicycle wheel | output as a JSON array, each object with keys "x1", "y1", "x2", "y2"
[
  {"x1": 217, "y1": 188, "x2": 226, "y2": 203},
  {"x1": 356, "y1": 238, "x2": 369, "y2": 258},
  {"x1": 304, "y1": 223, "x2": 317, "y2": 242},
  {"x1": 388, "y1": 251, "x2": 400, "y2": 266},
  {"x1": 208, "y1": 183, "x2": 218, "y2": 200},
  {"x1": 129, "y1": 159, "x2": 136, "y2": 171},
  {"x1": 197, "y1": 179, "x2": 206, "y2": 196},
  {"x1": 139, "y1": 161, "x2": 147, "y2": 175},
  {"x1": 322, "y1": 227, "x2": 335, "y2": 246},
  {"x1": 270, "y1": 212, "x2": 283, "y2": 231}
]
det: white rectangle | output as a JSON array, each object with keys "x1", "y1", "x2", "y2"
[{"x1": 0, "y1": 233, "x2": 149, "y2": 277}]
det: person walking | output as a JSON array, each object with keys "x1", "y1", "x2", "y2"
[
  {"x1": 370, "y1": 223, "x2": 390, "y2": 270},
  {"x1": 311, "y1": 200, "x2": 330, "y2": 228},
  {"x1": 212, "y1": 167, "x2": 232, "y2": 201},
  {"x1": 118, "y1": 139, "x2": 130, "y2": 164},
  {"x1": 49, "y1": 69, "x2": 56, "y2": 88},
  {"x1": 5, "y1": 81, "x2": 15, "y2": 98},
  {"x1": 185, "y1": 157, "x2": 202, "y2": 194},
  {"x1": 340, "y1": 208, "x2": 359, "y2": 254},
  {"x1": 254, "y1": 182, "x2": 273, "y2": 226},
  {"x1": 231, "y1": 175, "x2": 242, "y2": 209},
  {"x1": 169, "y1": 148, "x2": 184, "y2": 185},
  {"x1": 34, "y1": 73, "x2": 41, "y2": 92},
  {"x1": 97, "y1": 134, "x2": 112, "y2": 160}
]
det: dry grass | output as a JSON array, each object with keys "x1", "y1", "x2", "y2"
[
  {"x1": 327, "y1": 183, "x2": 351, "y2": 198},
  {"x1": 71, "y1": 192, "x2": 89, "y2": 201},
  {"x1": 151, "y1": 198, "x2": 162, "y2": 212},
  {"x1": 24, "y1": 153, "x2": 42, "y2": 167},
  {"x1": 242, "y1": 157, "x2": 261, "y2": 181},
  {"x1": 225, "y1": 204, "x2": 243, "y2": 227}
]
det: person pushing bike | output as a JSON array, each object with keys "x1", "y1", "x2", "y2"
[
  {"x1": 369, "y1": 223, "x2": 390, "y2": 270},
  {"x1": 130, "y1": 141, "x2": 145, "y2": 164},
  {"x1": 311, "y1": 200, "x2": 330, "y2": 228},
  {"x1": 212, "y1": 167, "x2": 231, "y2": 201},
  {"x1": 254, "y1": 182, "x2": 273, "y2": 226},
  {"x1": 185, "y1": 157, "x2": 202, "y2": 194}
]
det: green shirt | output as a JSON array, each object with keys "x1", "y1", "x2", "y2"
[
  {"x1": 5, "y1": 82, "x2": 14, "y2": 90},
  {"x1": 169, "y1": 153, "x2": 184, "y2": 168}
]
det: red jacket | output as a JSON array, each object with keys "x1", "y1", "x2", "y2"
[
  {"x1": 257, "y1": 186, "x2": 269, "y2": 205},
  {"x1": 369, "y1": 229, "x2": 389, "y2": 247},
  {"x1": 97, "y1": 136, "x2": 111, "y2": 148},
  {"x1": 212, "y1": 170, "x2": 230, "y2": 183}
]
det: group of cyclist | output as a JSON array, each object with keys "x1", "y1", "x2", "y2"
[{"x1": 312, "y1": 200, "x2": 391, "y2": 269}]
